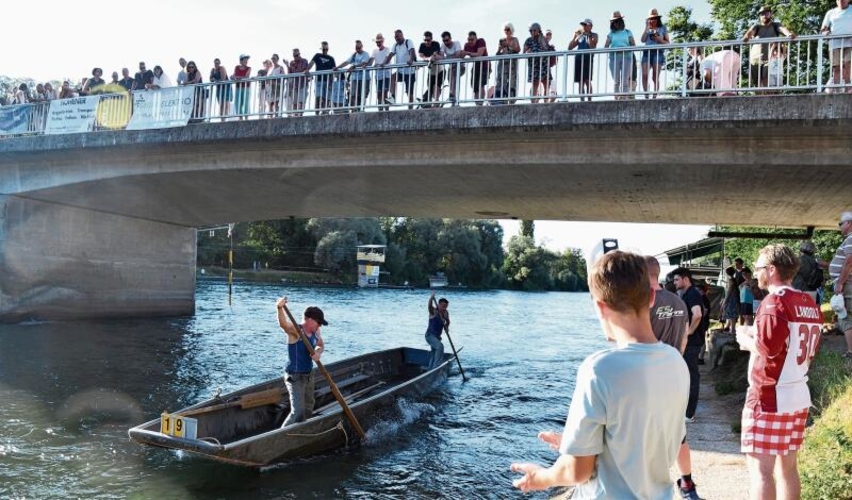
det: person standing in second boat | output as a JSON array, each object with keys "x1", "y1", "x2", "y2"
[{"x1": 426, "y1": 291, "x2": 449, "y2": 369}]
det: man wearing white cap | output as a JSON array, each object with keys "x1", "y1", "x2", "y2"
[{"x1": 830, "y1": 210, "x2": 852, "y2": 357}]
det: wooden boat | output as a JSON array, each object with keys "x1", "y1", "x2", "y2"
[{"x1": 128, "y1": 347, "x2": 452, "y2": 466}]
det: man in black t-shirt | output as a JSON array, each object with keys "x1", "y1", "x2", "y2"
[
  {"x1": 307, "y1": 41, "x2": 337, "y2": 112},
  {"x1": 418, "y1": 31, "x2": 444, "y2": 105},
  {"x1": 133, "y1": 62, "x2": 154, "y2": 91},
  {"x1": 672, "y1": 267, "x2": 706, "y2": 422}
]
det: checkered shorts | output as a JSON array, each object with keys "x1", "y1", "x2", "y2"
[{"x1": 741, "y1": 405, "x2": 808, "y2": 455}]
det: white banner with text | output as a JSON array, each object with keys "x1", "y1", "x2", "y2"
[
  {"x1": 127, "y1": 88, "x2": 194, "y2": 130},
  {"x1": 44, "y1": 96, "x2": 100, "y2": 135}
]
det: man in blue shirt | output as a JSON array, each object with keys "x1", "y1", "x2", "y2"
[
  {"x1": 276, "y1": 296, "x2": 327, "y2": 427},
  {"x1": 426, "y1": 291, "x2": 449, "y2": 369}
]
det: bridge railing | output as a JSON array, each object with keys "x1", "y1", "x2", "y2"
[{"x1": 1, "y1": 34, "x2": 849, "y2": 138}]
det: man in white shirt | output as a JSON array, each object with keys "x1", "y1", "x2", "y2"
[
  {"x1": 439, "y1": 31, "x2": 463, "y2": 102},
  {"x1": 177, "y1": 57, "x2": 188, "y2": 86},
  {"x1": 821, "y1": 0, "x2": 852, "y2": 90},
  {"x1": 382, "y1": 29, "x2": 416, "y2": 108},
  {"x1": 511, "y1": 251, "x2": 689, "y2": 499},
  {"x1": 369, "y1": 33, "x2": 392, "y2": 110}
]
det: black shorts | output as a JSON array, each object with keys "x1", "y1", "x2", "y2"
[
  {"x1": 396, "y1": 71, "x2": 416, "y2": 95},
  {"x1": 740, "y1": 303, "x2": 754, "y2": 316}
]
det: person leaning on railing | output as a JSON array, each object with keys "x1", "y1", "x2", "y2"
[{"x1": 821, "y1": 0, "x2": 852, "y2": 92}]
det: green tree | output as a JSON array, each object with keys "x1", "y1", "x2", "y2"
[
  {"x1": 666, "y1": 5, "x2": 715, "y2": 43},
  {"x1": 307, "y1": 218, "x2": 386, "y2": 274},
  {"x1": 502, "y1": 235, "x2": 556, "y2": 291},
  {"x1": 521, "y1": 220, "x2": 535, "y2": 239},
  {"x1": 719, "y1": 225, "x2": 843, "y2": 271}
]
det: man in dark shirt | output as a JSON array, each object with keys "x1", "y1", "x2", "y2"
[
  {"x1": 118, "y1": 68, "x2": 134, "y2": 92},
  {"x1": 133, "y1": 62, "x2": 154, "y2": 91},
  {"x1": 671, "y1": 267, "x2": 706, "y2": 422},
  {"x1": 419, "y1": 31, "x2": 443, "y2": 105},
  {"x1": 646, "y1": 257, "x2": 701, "y2": 500},
  {"x1": 307, "y1": 41, "x2": 336, "y2": 112}
]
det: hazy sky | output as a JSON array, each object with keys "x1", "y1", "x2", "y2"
[
  {"x1": 1, "y1": 1, "x2": 715, "y2": 254},
  {"x1": 1, "y1": 0, "x2": 712, "y2": 82}
]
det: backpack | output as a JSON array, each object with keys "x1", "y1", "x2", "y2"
[{"x1": 807, "y1": 266, "x2": 825, "y2": 291}]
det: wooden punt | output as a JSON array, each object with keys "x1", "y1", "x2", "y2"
[{"x1": 128, "y1": 347, "x2": 452, "y2": 466}]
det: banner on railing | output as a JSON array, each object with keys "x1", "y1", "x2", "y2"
[
  {"x1": 126, "y1": 88, "x2": 194, "y2": 130},
  {"x1": 96, "y1": 93, "x2": 133, "y2": 130},
  {"x1": 44, "y1": 96, "x2": 100, "y2": 135},
  {"x1": 0, "y1": 105, "x2": 30, "y2": 136}
]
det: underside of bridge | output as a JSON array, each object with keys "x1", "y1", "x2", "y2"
[{"x1": 1, "y1": 94, "x2": 849, "y2": 321}]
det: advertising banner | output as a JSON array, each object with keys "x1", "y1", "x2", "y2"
[
  {"x1": 126, "y1": 88, "x2": 194, "y2": 130},
  {"x1": 44, "y1": 96, "x2": 100, "y2": 134}
]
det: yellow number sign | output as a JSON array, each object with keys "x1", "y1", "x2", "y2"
[{"x1": 160, "y1": 412, "x2": 198, "y2": 439}]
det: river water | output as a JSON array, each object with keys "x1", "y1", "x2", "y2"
[{"x1": 0, "y1": 282, "x2": 609, "y2": 499}]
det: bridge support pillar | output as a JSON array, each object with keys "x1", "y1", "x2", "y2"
[{"x1": 0, "y1": 196, "x2": 195, "y2": 322}]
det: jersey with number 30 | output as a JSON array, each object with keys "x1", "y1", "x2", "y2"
[{"x1": 747, "y1": 286, "x2": 822, "y2": 414}]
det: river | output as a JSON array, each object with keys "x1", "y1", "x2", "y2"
[{"x1": 0, "y1": 282, "x2": 610, "y2": 499}]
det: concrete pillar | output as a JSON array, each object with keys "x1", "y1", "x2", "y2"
[{"x1": 0, "y1": 196, "x2": 195, "y2": 322}]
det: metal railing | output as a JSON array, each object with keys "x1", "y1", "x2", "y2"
[{"x1": 2, "y1": 34, "x2": 851, "y2": 138}]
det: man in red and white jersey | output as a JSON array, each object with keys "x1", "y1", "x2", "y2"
[{"x1": 736, "y1": 243, "x2": 823, "y2": 500}]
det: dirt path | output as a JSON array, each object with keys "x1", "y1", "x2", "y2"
[{"x1": 685, "y1": 364, "x2": 749, "y2": 500}]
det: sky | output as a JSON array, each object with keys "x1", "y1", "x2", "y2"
[
  {"x1": 0, "y1": 0, "x2": 715, "y2": 256},
  {"x1": 0, "y1": 0, "x2": 713, "y2": 82}
]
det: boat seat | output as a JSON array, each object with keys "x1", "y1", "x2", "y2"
[{"x1": 313, "y1": 373, "x2": 372, "y2": 400}]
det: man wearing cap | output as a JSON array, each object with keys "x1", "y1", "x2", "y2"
[
  {"x1": 830, "y1": 211, "x2": 852, "y2": 357},
  {"x1": 307, "y1": 42, "x2": 336, "y2": 113},
  {"x1": 736, "y1": 244, "x2": 822, "y2": 500},
  {"x1": 426, "y1": 291, "x2": 449, "y2": 369},
  {"x1": 569, "y1": 19, "x2": 598, "y2": 101},
  {"x1": 369, "y1": 33, "x2": 392, "y2": 110},
  {"x1": 511, "y1": 252, "x2": 688, "y2": 497},
  {"x1": 276, "y1": 296, "x2": 327, "y2": 427},
  {"x1": 743, "y1": 6, "x2": 796, "y2": 92},
  {"x1": 821, "y1": 0, "x2": 852, "y2": 91}
]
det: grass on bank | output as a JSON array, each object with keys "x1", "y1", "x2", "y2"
[{"x1": 800, "y1": 348, "x2": 852, "y2": 500}]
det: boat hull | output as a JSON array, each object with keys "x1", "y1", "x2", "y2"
[{"x1": 128, "y1": 347, "x2": 452, "y2": 466}]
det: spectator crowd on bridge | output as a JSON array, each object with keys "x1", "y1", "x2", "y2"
[{"x1": 4, "y1": 1, "x2": 852, "y2": 115}]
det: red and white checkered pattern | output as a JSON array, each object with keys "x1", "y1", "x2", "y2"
[{"x1": 741, "y1": 406, "x2": 808, "y2": 455}]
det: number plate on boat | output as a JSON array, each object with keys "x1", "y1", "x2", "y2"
[{"x1": 160, "y1": 412, "x2": 198, "y2": 439}]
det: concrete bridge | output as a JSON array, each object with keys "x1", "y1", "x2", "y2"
[{"x1": 1, "y1": 94, "x2": 850, "y2": 321}]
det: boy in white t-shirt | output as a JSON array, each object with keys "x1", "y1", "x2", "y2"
[{"x1": 511, "y1": 251, "x2": 689, "y2": 499}]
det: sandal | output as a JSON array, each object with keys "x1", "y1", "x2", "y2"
[{"x1": 843, "y1": 351, "x2": 852, "y2": 359}]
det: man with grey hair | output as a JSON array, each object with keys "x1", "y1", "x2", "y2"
[{"x1": 830, "y1": 211, "x2": 852, "y2": 357}]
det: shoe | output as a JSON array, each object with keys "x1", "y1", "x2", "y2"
[
  {"x1": 384, "y1": 96, "x2": 395, "y2": 105},
  {"x1": 685, "y1": 416, "x2": 695, "y2": 423},
  {"x1": 677, "y1": 479, "x2": 701, "y2": 500},
  {"x1": 843, "y1": 351, "x2": 852, "y2": 359}
]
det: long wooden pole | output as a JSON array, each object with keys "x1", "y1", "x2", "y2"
[
  {"x1": 432, "y1": 297, "x2": 467, "y2": 382},
  {"x1": 281, "y1": 303, "x2": 366, "y2": 441}
]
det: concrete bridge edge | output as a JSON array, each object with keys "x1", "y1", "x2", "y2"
[{"x1": 0, "y1": 195, "x2": 195, "y2": 322}]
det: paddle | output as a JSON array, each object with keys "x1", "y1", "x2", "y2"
[
  {"x1": 432, "y1": 296, "x2": 467, "y2": 381},
  {"x1": 281, "y1": 303, "x2": 367, "y2": 441}
]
